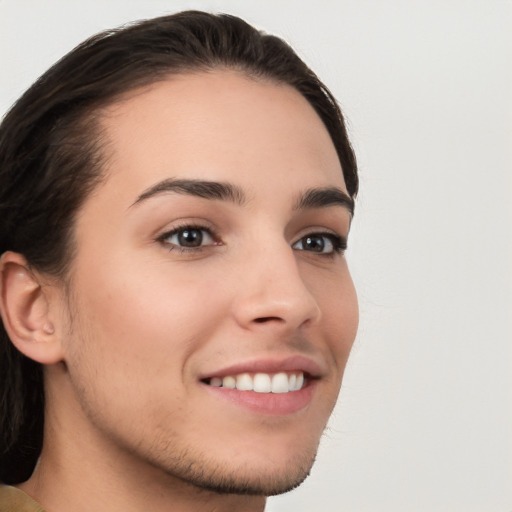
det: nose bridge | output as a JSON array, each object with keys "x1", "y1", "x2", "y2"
[{"x1": 233, "y1": 234, "x2": 320, "y2": 330}]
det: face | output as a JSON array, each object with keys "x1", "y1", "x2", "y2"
[{"x1": 55, "y1": 71, "x2": 358, "y2": 495}]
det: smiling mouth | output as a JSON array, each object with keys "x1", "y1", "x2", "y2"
[{"x1": 203, "y1": 372, "x2": 306, "y2": 393}]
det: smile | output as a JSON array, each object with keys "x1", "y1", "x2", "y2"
[{"x1": 205, "y1": 372, "x2": 305, "y2": 393}]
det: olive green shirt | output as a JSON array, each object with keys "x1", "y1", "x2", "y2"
[{"x1": 0, "y1": 485, "x2": 45, "y2": 512}]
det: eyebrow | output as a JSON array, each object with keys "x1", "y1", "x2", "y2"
[
  {"x1": 294, "y1": 187, "x2": 354, "y2": 216},
  {"x1": 130, "y1": 178, "x2": 246, "y2": 207},
  {"x1": 130, "y1": 178, "x2": 354, "y2": 216}
]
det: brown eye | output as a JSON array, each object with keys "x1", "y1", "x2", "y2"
[
  {"x1": 161, "y1": 226, "x2": 215, "y2": 249},
  {"x1": 176, "y1": 228, "x2": 204, "y2": 247},
  {"x1": 299, "y1": 235, "x2": 327, "y2": 252},
  {"x1": 292, "y1": 233, "x2": 345, "y2": 255}
]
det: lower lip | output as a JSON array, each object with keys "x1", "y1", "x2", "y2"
[{"x1": 202, "y1": 380, "x2": 317, "y2": 416}]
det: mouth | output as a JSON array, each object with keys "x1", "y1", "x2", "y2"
[
  {"x1": 202, "y1": 371, "x2": 307, "y2": 393},
  {"x1": 198, "y1": 356, "x2": 324, "y2": 415}
]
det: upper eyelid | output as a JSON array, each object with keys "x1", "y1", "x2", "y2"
[
  {"x1": 163, "y1": 226, "x2": 214, "y2": 238},
  {"x1": 291, "y1": 225, "x2": 347, "y2": 243},
  {"x1": 156, "y1": 220, "x2": 217, "y2": 239}
]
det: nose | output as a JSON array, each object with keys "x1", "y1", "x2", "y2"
[{"x1": 232, "y1": 240, "x2": 321, "y2": 333}]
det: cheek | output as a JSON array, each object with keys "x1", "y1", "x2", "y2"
[
  {"x1": 66, "y1": 257, "x2": 229, "y2": 383},
  {"x1": 61, "y1": 259, "x2": 232, "y2": 436},
  {"x1": 312, "y1": 265, "x2": 359, "y2": 368}
]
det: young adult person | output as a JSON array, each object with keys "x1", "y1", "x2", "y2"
[{"x1": 0, "y1": 11, "x2": 359, "y2": 512}]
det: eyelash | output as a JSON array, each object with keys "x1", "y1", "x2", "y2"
[
  {"x1": 157, "y1": 224, "x2": 347, "y2": 256},
  {"x1": 292, "y1": 232, "x2": 347, "y2": 256},
  {"x1": 157, "y1": 224, "x2": 220, "y2": 253}
]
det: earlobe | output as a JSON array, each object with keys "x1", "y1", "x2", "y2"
[{"x1": 0, "y1": 251, "x2": 63, "y2": 364}]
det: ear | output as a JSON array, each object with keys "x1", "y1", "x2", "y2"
[{"x1": 0, "y1": 251, "x2": 64, "y2": 364}]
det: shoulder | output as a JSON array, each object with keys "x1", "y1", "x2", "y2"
[{"x1": 0, "y1": 485, "x2": 46, "y2": 512}]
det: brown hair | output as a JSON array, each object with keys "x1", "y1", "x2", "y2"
[{"x1": 0, "y1": 10, "x2": 358, "y2": 483}]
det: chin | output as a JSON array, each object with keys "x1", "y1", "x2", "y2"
[
  {"x1": 156, "y1": 441, "x2": 318, "y2": 497},
  {"x1": 179, "y1": 454, "x2": 316, "y2": 496}
]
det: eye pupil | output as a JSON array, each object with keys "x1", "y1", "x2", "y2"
[
  {"x1": 304, "y1": 235, "x2": 324, "y2": 252},
  {"x1": 178, "y1": 229, "x2": 203, "y2": 247}
]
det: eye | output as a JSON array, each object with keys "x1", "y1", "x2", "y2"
[
  {"x1": 292, "y1": 233, "x2": 346, "y2": 255},
  {"x1": 159, "y1": 225, "x2": 217, "y2": 250}
]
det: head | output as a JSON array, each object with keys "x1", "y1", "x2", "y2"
[{"x1": 0, "y1": 11, "x2": 358, "y2": 495}]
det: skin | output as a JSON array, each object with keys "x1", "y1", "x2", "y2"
[{"x1": 15, "y1": 70, "x2": 358, "y2": 512}]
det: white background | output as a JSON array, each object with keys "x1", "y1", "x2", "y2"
[{"x1": 1, "y1": 1, "x2": 510, "y2": 511}]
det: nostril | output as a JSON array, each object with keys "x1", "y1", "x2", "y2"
[{"x1": 254, "y1": 316, "x2": 282, "y2": 324}]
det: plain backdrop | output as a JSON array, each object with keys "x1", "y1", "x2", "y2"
[{"x1": 1, "y1": 1, "x2": 511, "y2": 511}]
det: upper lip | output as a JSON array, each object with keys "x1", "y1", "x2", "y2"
[{"x1": 199, "y1": 354, "x2": 326, "y2": 380}]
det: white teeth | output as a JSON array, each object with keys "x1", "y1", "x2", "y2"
[
  {"x1": 271, "y1": 372, "x2": 289, "y2": 393},
  {"x1": 253, "y1": 373, "x2": 271, "y2": 393},
  {"x1": 295, "y1": 372, "x2": 304, "y2": 391},
  {"x1": 209, "y1": 372, "x2": 305, "y2": 393},
  {"x1": 236, "y1": 373, "x2": 253, "y2": 391},
  {"x1": 222, "y1": 376, "x2": 236, "y2": 389}
]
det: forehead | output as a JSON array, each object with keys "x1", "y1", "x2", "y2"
[{"x1": 97, "y1": 70, "x2": 346, "y2": 201}]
